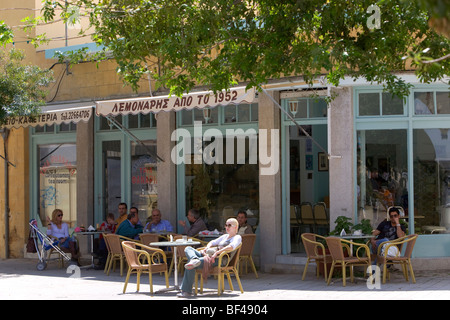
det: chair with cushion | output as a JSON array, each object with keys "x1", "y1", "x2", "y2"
[
  {"x1": 239, "y1": 234, "x2": 258, "y2": 278},
  {"x1": 121, "y1": 241, "x2": 169, "y2": 295},
  {"x1": 194, "y1": 243, "x2": 244, "y2": 296},
  {"x1": 325, "y1": 237, "x2": 371, "y2": 286},
  {"x1": 376, "y1": 234, "x2": 418, "y2": 284},
  {"x1": 301, "y1": 233, "x2": 332, "y2": 282}
]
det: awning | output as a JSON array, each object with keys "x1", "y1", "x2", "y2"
[
  {"x1": 3, "y1": 105, "x2": 93, "y2": 129},
  {"x1": 95, "y1": 86, "x2": 257, "y2": 116}
]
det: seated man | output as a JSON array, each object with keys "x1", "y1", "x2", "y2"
[
  {"x1": 370, "y1": 207, "x2": 406, "y2": 262},
  {"x1": 115, "y1": 210, "x2": 143, "y2": 240},
  {"x1": 236, "y1": 210, "x2": 254, "y2": 235},
  {"x1": 178, "y1": 208, "x2": 207, "y2": 237},
  {"x1": 145, "y1": 208, "x2": 174, "y2": 232}
]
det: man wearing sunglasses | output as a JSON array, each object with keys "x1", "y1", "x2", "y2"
[{"x1": 370, "y1": 207, "x2": 406, "y2": 254}]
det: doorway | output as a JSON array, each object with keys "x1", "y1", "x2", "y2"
[
  {"x1": 288, "y1": 124, "x2": 329, "y2": 252},
  {"x1": 101, "y1": 140, "x2": 122, "y2": 221}
]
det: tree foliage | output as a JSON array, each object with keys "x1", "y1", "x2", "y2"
[
  {"x1": 41, "y1": 0, "x2": 449, "y2": 97},
  {"x1": 0, "y1": 21, "x2": 14, "y2": 46},
  {"x1": 0, "y1": 48, "x2": 53, "y2": 123}
]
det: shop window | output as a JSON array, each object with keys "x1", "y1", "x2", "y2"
[
  {"x1": 180, "y1": 107, "x2": 219, "y2": 125},
  {"x1": 184, "y1": 135, "x2": 259, "y2": 232},
  {"x1": 194, "y1": 107, "x2": 219, "y2": 124},
  {"x1": 39, "y1": 144, "x2": 77, "y2": 227},
  {"x1": 356, "y1": 130, "x2": 408, "y2": 229},
  {"x1": 223, "y1": 103, "x2": 258, "y2": 123},
  {"x1": 251, "y1": 104, "x2": 258, "y2": 121},
  {"x1": 34, "y1": 124, "x2": 56, "y2": 134},
  {"x1": 180, "y1": 104, "x2": 258, "y2": 126},
  {"x1": 286, "y1": 97, "x2": 327, "y2": 119},
  {"x1": 130, "y1": 140, "x2": 158, "y2": 223},
  {"x1": 359, "y1": 93, "x2": 379, "y2": 116},
  {"x1": 436, "y1": 92, "x2": 450, "y2": 114},
  {"x1": 128, "y1": 114, "x2": 157, "y2": 129},
  {"x1": 414, "y1": 91, "x2": 449, "y2": 115},
  {"x1": 413, "y1": 128, "x2": 450, "y2": 234},
  {"x1": 309, "y1": 98, "x2": 328, "y2": 118},
  {"x1": 224, "y1": 105, "x2": 237, "y2": 123},
  {"x1": 99, "y1": 115, "x2": 123, "y2": 130},
  {"x1": 358, "y1": 92, "x2": 404, "y2": 116},
  {"x1": 382, "y1": 93, "x2": 403, "y2": 115},
  {"x1": 414, "y1": 92, "x2": 435, "y2": 114}
]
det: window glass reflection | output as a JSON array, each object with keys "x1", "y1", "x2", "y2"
[{"x1": 357, "y1": 130, "x2": 408, "y2": 228}]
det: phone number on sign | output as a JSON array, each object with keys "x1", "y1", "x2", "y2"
[{"x1": 60, "y1": 110, "x2": 91, "y2": 121}]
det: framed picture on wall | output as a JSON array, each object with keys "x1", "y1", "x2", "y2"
[{"x1": 318, "y1": 152, "x2": 329, "y2": 171}]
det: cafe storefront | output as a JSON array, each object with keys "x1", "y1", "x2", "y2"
[
  {"x1": 3, "y1": 79, "x2": 449, "y2": 270},
  {"x1": 93, "y1": 86, "x2": 260, "y2": 230},
  {"x1": 355, "y1": 85, "x2": 450, "y2": 258}
]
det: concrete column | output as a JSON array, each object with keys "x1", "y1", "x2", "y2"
[
  {"x1": 328, "y1": 87, "x2": 355, "y2": 228},
  {"x1": 156, "y1": 111, "x2": 177, "y2": 228},
  {"x1": 258, "y1": 90, "x2": 282, "y2": 272},
  {"x1": 76, "y1": 116, "x2": 94, "y2": 254}
]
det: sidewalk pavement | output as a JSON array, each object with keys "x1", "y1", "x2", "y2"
[{"x1": 1, "y1": 258, "x2": 449, "y2": 301}]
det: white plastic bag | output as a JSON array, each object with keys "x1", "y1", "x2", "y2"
[{"x1": 381, "y1": 243, "x2": 399, "y2": 257}]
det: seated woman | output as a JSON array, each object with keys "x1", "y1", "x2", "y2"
[
  {"x1": 46, "y1": 209, "x2": 80, "y2": 265},
  {"x1": 177, "y1": 218, "x2": 242, "y2": 298}
]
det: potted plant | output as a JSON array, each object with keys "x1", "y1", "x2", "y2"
[
  {"x1": 352, "y1": 219, "x2": 373, "y2": 236},
  {"x1": 329, "y1": 216, "x2": 354, "y2": 236}
]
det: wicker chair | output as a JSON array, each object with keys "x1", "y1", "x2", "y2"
[
  {"x1": 290, "y1": 205, "x2": 301, "y2": 243},
  {"x1": 301, "y1": 233, "x2": 332, "y2": 282},
  {"x1": 121, "y1": 241, "x2": 169, "y2": 295},
  {"x1": 194, "y1": 243, "x2": 244, "y2": 296},
  {"x1": 239, "y1": 234, "x2": 258, "y2": 278},
  {"x1": 326, "y1": 237, "x2": 371, "y2": 286},
  {"x1": 300, "y1": 202, "x2": 315, "y2": 233},
  {"x1": 376, "y1": 234, "x2": 418, "y2": 284},
  {"x1": 313, "y1": 202, "x2": 329, "y2": 233},
  {"x1": 139, "y1": 233, "x2": 160, "y2": 247},
  {"x1": 103, "y1": 234, "x2": 139, "y2": 276}
]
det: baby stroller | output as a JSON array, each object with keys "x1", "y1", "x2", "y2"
[{"x1": 29, "y1": 219, "x2": 71, "y2": 271}]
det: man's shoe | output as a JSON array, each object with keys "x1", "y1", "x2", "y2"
[
  {"x1": 177, "y1": 291, "x2": 193, "y2": 298},
  {"x1": 184, "y1": 258, "x2": 201, "y2": 270}
]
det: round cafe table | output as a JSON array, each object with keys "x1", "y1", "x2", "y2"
[
  {"x1": 75, "y1": 231, "x2": 106, "y2": 269},
  {"x1": 149, "y1": 240, "x2": 200, "y2": 293}
]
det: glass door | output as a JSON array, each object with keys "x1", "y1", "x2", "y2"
[
  {"x1": 38, "y1": 143, "x2": 77, "y2": 227},
  {"x1": 101, "y1": 140, "x2": 122, "y2": 220},
  {"x1": 130, "y1": 140, "x2": 158, "y2": 223},
  {"x1": 288, "y1": 124, "x2": 329, "y2": 252}
]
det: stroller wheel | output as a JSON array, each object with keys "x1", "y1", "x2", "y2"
[{"x1": 36, "y1": 262, "x2": 47, "y2": 271}]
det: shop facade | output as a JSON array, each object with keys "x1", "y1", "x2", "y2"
[{"x1": 2, "y1": 77, "x2": 446, "y2": 270}]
